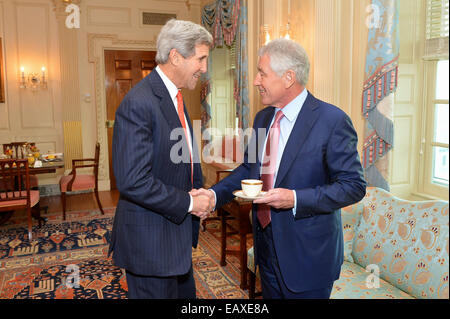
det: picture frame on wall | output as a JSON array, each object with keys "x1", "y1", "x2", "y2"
[{"x1": 0, "y1": 37, "x2": 5, "y2": 103}]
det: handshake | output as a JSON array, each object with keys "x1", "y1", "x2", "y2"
[{"x1": 189, "y1": 188, "x2": 216, "y2": 220}]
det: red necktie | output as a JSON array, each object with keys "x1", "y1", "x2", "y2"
[
  {"x1": 176, "y1": 90, "x2": 193, "y2": 185},
  {"x1": 258, "y1": 110, "x2": 284, "y2": 228}
]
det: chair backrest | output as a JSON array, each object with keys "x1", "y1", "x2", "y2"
[
  {"x1": 3, "y1": 142, "x2": 35, "y2": 159},
  {"x1": 0, "y1": 159, "x2": 31, "y2": 210},
  {"x1": 94, "y1": 142, "x2": 100, "y2": 179},
  {"x1": 215, "y1": 169, "x2": 232, "y2": 184}
]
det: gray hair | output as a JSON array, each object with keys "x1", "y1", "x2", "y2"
[
  {"x1": 156, "y1": 19, "x2": 213, "y2": 64},
  {"x1": 258, "y1": 38, "x2": 310, "y2": 86}
]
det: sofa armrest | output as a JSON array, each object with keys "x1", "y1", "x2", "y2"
[{"x1": 341, "y1": 201, "x2": 366, "y2": 263}]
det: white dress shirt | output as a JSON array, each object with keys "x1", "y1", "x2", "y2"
[
  {"x1": 155, "y1": 66, "x2": 194, "y2": 212},
  {"x1": 260, "y1": 89, "x2": 308, "y2": 216}
]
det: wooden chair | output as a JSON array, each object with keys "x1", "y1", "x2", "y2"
[
  {"x1": 201, "y1": 134, "x2": 243, "y2": 231},
  {"x1": 202, "y1": 167, "x2": 253, "y2": 289},
  {"x1": 201, "y1": 168, "x2": 234, "y2": 231},
  {"x1": 3, "y1": 142, "x2": 31, "y2": 159},
  {"x1": 247, "y1": 210, "x2": 262, "y2": 298},
  {"x1": 59, "y1": 142, "x2": 104, "y2": 220},
  {"x1": 247, "y1": 247, "x2": 258, "y2": 298},
  {"x1": 0, "y1": 159, "x2": 41, "y2": 240},
  {"x1": 2, "y1": 142, "x2": 39, "y2": 189}
]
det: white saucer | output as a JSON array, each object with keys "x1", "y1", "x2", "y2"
[{"x1": 233, "y1": 190, "x2": 267, "y2": 200}]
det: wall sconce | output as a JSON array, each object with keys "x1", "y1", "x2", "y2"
[
  {"x1": 260, "y1": 24, "x2": 273, "y2": 46},
  {"x1": 261, "y1": 0, "x2": 294, "y2": 46},
  {"x1": 282, "y1": 21, "x2": 292, "y2": 40},
  {"x1": 281, "y1": 0, "x2": 293, "y2": 40},
  {"x1": 19, "y1": 66, "x2": 47, "y2": 90},
  {"x1": 280, "y1": 20, "x2": 294, "y2": 40}
]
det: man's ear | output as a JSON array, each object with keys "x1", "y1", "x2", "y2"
[
  {"x1": 284, "y1": 70, "x2": 295, "y2": 88},
  {"x1": 168, "y1": 49, "x2": 180, "y2": 66}
]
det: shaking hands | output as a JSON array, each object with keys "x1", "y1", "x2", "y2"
[{"x1": 189, "y1": 188, "x2": 216, "y2": 220}]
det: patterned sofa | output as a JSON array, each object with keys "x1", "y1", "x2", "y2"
[
  {"x1": 331, "y1": 187, "x2": 449, "y2": 299},
  {"x1": 247, "y1": 187, "x2": 449, "y2": 299}
]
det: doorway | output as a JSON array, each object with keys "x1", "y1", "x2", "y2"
[
  {"x1": 210, "y1": 45, "x2": 237, "y2": 140},
  {"x1": 104, "y1": 50, "x2": 156, "y2": 189}
]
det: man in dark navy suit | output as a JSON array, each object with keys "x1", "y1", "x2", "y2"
[
  {"x1": 109, "y1": 19, "x2": 214, "y2": 299},
  {"x1": 195, "y1": 38, "x2": 366, "y2": 298}
]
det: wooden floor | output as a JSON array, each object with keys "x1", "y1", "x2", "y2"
[{"x1": 40, "y1": 189, "x2": 120, "y2": 213}]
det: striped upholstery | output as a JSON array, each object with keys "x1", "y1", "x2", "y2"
[
  {"x1": 0, "y1": 190, "x2": 40, "y2": 208},
  {"x1": 59, "y1": 175, "x2": 95, "y2": 192}
]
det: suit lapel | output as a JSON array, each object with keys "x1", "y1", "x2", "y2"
[
  {"x1": 149, "y1": 71, "x2": 193, "y2": 183},
  {"x1": 254, "y1": 107, "x2": 276, "y2": 178},
  {"x1": 149, "y1": 71, "x2": 180, "y2": 131},
  {"x1": 275, "y1": 93, "x2": 319, "y2": 187}
]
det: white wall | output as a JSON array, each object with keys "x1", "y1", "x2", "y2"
[{"x1": 0, "y1": 0, "x2": 64, "y2": 186}]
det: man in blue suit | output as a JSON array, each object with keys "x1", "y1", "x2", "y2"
[
  {"x1": 197, "y1": 38, "x2": 366, "y2": 298},
  {"x1": 109, "y1": 19, "x2": 213, "y2": 299}
]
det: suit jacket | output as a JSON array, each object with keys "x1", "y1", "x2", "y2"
[
  {"x1": 212, "y1": 92, "x2": 366, "y2": 293},
  {"x1": 108, "y1": 70, "x2": 203, "y2": 277}
]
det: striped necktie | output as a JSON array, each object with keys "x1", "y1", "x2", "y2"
[
  {"x1": 176, "y1": 90, "x2": 193, "y2": 185},
  {"x1": 258, "y1": 110, "x2": 284, "y2": 228}
]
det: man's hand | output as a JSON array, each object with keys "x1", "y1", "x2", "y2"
[
  {"x1": 253, "y1": 188, "x2": 295, "y2": 210},
  {"x1": 189, "y1": 188, "x2": 216, "y2": 220},
  {"x1": 190, "y1": 188, "x2": 215, "y2": 212}
]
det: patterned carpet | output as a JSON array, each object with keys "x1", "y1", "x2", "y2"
[{"x1": 0, "y1": 208, "x2": 252, "y2": 299}]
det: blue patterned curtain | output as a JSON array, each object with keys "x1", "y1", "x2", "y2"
[
  {"x1": 201, "y1": 0, "x2": 250, "y2": 138},
  {"x1": 362, "y1": 0, "x2": 400, "y2": 191},
  {"x1": 234, "y1": 3, "x2": 249, "y2": 131}
]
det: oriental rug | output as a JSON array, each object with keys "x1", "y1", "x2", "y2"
[{"x1": 0, "y1": 209, "x2": 250, "y2": 299}]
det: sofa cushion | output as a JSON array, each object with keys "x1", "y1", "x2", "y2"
[
  {"x1": 351, "y1": 187, "x2": 449, "y2": 299},
  {"x1": 331, "y1": 261, "x2": 413, "y2": 299}
]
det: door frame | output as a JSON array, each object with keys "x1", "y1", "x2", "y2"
[{"x1": 88, "y1": 33, "x2": 156, "y2": 191}]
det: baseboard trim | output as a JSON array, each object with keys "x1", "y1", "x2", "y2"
[{"x1": 38, "y1": 184, "x2": 92, "y2": 197}]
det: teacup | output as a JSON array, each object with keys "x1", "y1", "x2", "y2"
[{"x1": 241, "y1": 179, "x2": 263, "y2": 197}]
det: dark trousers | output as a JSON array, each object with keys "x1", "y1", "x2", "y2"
[
  {"x1": 255, "y1": 222, "x2": 333, "y2": 299},
  {"x1": 125, "y1": 265, "x2": 196, "y2": 299}
]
